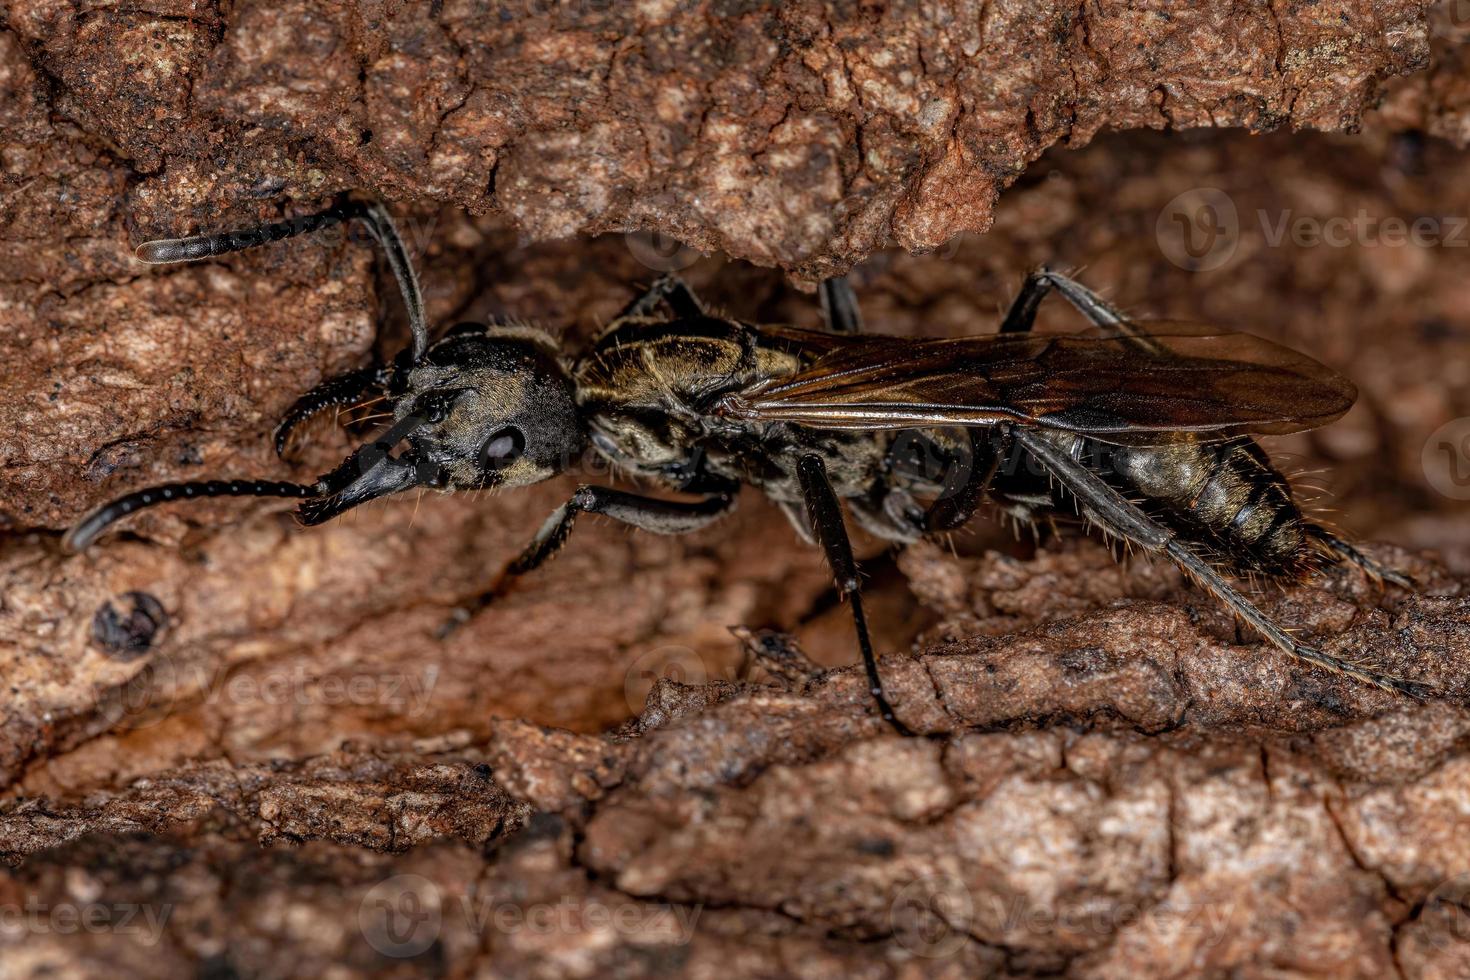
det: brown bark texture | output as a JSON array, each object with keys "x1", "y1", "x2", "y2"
[{"x1": 2, "y1": 1, "x2": 1470, "y2": 977}]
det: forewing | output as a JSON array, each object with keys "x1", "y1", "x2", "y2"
[{"x1": 721, "y1": 324, "x2": 1357, "y2": 438}]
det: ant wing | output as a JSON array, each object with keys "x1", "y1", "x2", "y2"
[{"x1": 720, "y1": 323, "x2": 1357, "y2": 439}]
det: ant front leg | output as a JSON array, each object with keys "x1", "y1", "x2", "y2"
[
  {"x1": 438, "y1": 485, "x2": 736, "y2": 637},
  {"x1": 795, "y1": 454, "x2": 915, "y2": 735},
  {"x1": 273, "y1": 363, "x2": 394, "y2": 458}
]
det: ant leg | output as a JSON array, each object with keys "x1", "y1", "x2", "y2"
[
  {"x1": 998, "y1": 268, "x2": 1057, "y2": 334},
  {"x1": 136, "y1": 197, "x2": 429, "y2": 359},
  {"x1": 507, "y1": 486, "x2": 733, "y2": 577},
  {"x1": 618, "y1": 274, "x2": 705, "y2": 319},
  {"x1": 1028, "y1": 268, "x2": 1169, "y2": 352},
  {"x1": 1000, "y1": 267, "x2": 1164, "y2": 351},
  {"x1": 819, "y1": 277, "x2": 864, "y2": 334},
  {"x1": 1030, "y1": 271, "x2": 1418, "y2": 589},
  {"x1": 1031, "y1": 269, "x2": 1129, "y2": 331},
  {"x1": 875, "y1": 428, "x2": 1008, "y2": 536},
  {"x1": 439, "y1": 486, "x2": 735, "y2": 636},
  {"x1": 1012, "y1": 426, "x2": 1428, "y2": 696},
  {"x1": 796, "y1": 454, "x2": 915, "y2": 734},
  {"x1": 922, "y1": 428, "x2": 1009, "y2": 532},
  {"x1": 1305, "y1": 523, "x2": 1416, "y2": 588},
  {"x1": 273, "y1": 364, "x2": 393, "y2": 458}
]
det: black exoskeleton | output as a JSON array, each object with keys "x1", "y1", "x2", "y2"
[{"x1": 66, "y1": 197, "x2": 1423, "y2": 734}]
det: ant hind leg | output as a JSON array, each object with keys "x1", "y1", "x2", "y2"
[
  {"x1": 1013, "y1": 426, "x2": 1431, "y2": 698},
  {"x1": 1306, "y1": 523, "x2": 1416, "y2": 589}
]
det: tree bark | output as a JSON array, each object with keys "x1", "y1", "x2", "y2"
[{"x1": 2, "y1": 2, "x2": 1470, "y2": 976}]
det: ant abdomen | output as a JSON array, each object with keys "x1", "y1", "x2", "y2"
[{"x1": 1108, "y1": 436, "x2": 1308, "y2": 577}]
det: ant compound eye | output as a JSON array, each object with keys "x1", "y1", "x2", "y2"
[{"x1": 479, "y1": 426, "x2": 525, "y2": 471}]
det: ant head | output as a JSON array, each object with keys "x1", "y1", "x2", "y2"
[{"x1": 298, "y1": 324, "x2": 584, "y2": 525}]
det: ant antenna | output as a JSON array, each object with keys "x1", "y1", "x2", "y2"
[
  {"x1": 135, "y1": 198, "x2": 429, "y2": 359},
  {"x1": 64, "y1": 479, "x2": 313, "y2": 552}
]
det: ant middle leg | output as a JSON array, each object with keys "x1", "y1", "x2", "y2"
[
  {"x1": 619, "y1": 274, "x2": 705, "y2": 319},
  {"x1": 796, "y1": 453, "x2": 915, "y2": 734}
]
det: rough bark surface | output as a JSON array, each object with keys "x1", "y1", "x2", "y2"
[
  {"x1": 0, "y1": 0, "x2": 1455, "y2": 286},
  {"x1": 2, "y1": 2, "x2": 1470, "y2": 977}
]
